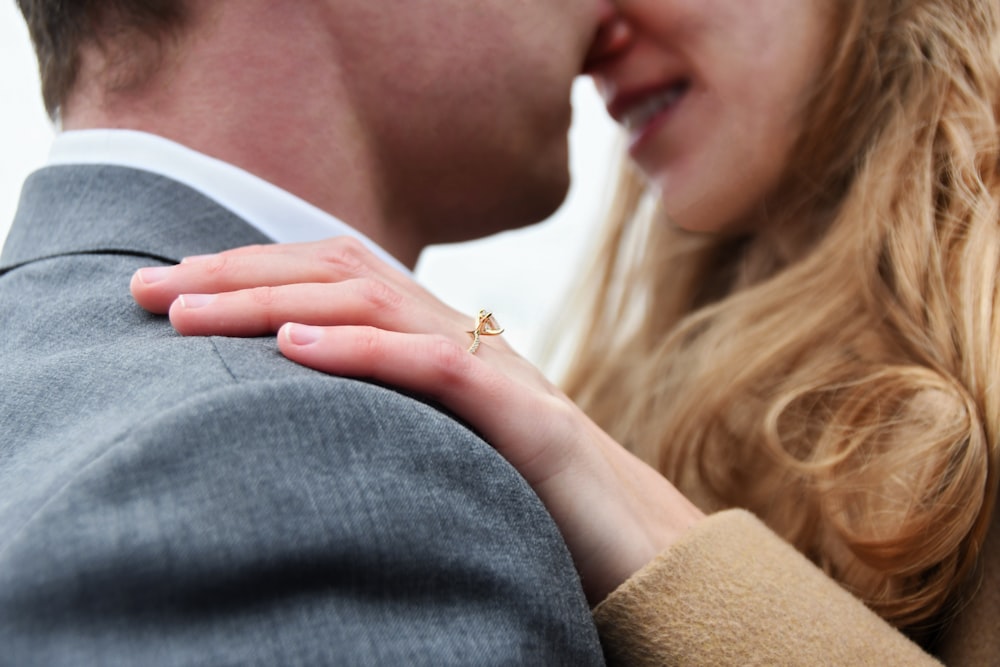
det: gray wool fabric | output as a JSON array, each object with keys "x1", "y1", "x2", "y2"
[{"x1": 0, "y1": 165, "x2": 604, "y2": 666}]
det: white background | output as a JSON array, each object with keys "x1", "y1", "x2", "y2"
[{"x1": 0, "y1": 3, "x2": 620, "y2": 364}]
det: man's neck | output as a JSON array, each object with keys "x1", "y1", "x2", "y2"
[{"x1": 61, "y1": 2, "x2": 423, "y2": 269}]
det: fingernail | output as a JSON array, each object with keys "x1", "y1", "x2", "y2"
[
  {"x1": 178, "y1": 294, "x2": 215, "y2": 309},
  {"x1": 181, "y1": 253, "x2": 218, "y2": 264},
  {"x1": 285, "y1": 323, "x2": 322, "y2": 346},
  {"x1": 137, "y1": 267, "x2": 170, "y2": 284}
]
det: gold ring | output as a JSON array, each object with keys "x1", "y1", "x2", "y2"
[{"x1": 466, "y1": 309, "x2": 504, "y2": 354}]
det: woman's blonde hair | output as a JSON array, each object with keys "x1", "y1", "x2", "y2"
[{"x1": 563, "y1": 0, "x2": 1000, "y2": 644}]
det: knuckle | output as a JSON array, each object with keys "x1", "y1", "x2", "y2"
[
  {"x1": 426, "y1": 335, "x2": 473, "y2": 386},
  {"x1": 356, "y1": 278, "x2": 403, "y2": 312},
  {"x1": 350, "y1": 327, "x2": 384, "y2": 360},
  {"x1": 248, "y1": 285, "x2": 276, "y2": 307},
  {"x1": 318, "y1": 237, "x2": 369, "y2": 278},
  {"x1": 202, "y1": 254, "x2": 231, "y2": 276}
]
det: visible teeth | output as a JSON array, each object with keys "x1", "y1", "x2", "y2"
[{"x1": 622, "y1": 84, "x2": 686, "y2": 131}]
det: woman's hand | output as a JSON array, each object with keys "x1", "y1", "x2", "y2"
[{"x1": 131, "y1": 238, "x2": 704, "y2": 603}]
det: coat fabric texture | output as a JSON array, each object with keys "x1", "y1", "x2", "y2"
[{"x1": 595, "y1": 506, "x2": 999, "y2": 665}]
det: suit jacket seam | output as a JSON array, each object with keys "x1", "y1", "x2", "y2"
[
  {"x1": 208, "y1": 337, "x2": 241, "y2": 383},
  {"x1": 0, "y1": 249, "x2": 179, "y2": 277}
]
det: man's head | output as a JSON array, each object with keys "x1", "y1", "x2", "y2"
[
  {"x1": 16, "y1": 0, "x2": 188, "y2": 121},
  {"x1": 17, "y1": 0, "x2": 610, "y2": 265}
]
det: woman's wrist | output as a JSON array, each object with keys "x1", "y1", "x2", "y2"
[{"x1": 569, "y1": 422, "x2": 705, "y2": 603}]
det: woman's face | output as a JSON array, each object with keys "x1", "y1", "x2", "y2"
[{"x1": 589, "y1": 0, "x2": 830, "y2": 233}]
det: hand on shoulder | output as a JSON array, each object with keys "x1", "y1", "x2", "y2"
[{"x1": 130, "y1": 237, "x2": 705, "y2": 602}]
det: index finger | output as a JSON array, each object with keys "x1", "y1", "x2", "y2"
[{"x1": 130, "y1": 236, "x2": 396, "y2": 314}]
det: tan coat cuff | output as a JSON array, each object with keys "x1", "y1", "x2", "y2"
[{"x1": 593, "y1": 509, "x2": 939, "y2": 666}]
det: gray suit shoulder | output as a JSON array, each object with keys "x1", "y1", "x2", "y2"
[
  {"x1": 0, "y1": 169, "x2": 603, "y2": 665},
  {"x1": 0, "y1": 370, "x2": 603, "y2": 666}
]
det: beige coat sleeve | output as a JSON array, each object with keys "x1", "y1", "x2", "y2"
[{"x1": 592, "y1": 510, "x2": 941, "y2": 666}]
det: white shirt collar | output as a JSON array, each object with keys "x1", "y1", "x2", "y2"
[{"x1": 46, "y1": 129, "x2": 410, "y2": 274}]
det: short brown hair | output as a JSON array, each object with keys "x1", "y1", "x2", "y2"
[{"x1": 16, "y1": 0, "x2": 188, "y2": 119}]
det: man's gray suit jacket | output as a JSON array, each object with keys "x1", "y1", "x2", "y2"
[{"x1": 0, "y1": 165, "x2": 604, "y2": 666}]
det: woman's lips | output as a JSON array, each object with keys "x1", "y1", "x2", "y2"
[{"x1": 608, "y1": 80, "x2": 690, "y2": 153}]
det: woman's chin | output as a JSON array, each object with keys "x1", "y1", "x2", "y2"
[{"x1": 661, "y1": 194, "x2": 766, "y2": 237}]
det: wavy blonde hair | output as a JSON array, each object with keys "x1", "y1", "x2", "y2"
[{"x1": 562, "y1": 0, "x2": 1000, "y2": 644}]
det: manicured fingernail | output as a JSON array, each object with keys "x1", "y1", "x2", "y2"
[
  {"x1": 137, "y1": 267, "x2": 170, "y2": 284},
  {"x1": 181, "y1": 254, "x2": 218, "y2": 264},
  {"x1": 285, "y1": 323, "x2": 322, "y2": 346},
  {"x1": 178, "y1": 294, "x2": 215, "y2": 309}
]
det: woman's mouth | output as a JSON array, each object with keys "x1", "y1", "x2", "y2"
[{"x1": 610, "y1": 80, "x2": 690, "y2": 151}]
